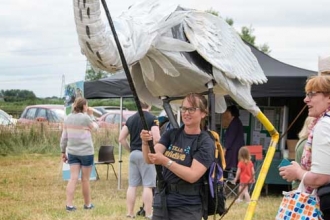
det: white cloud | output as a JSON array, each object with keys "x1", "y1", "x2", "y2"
[{"x1": 0, "y1": 0, "x2": 329, "y2": 97}]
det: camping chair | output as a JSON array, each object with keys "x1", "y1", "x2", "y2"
[
  {"x1": 94, "y1": 145, "x2": 118, "y2": 180},
  {"x1": 223, "y1": 168, "x2": 240, "y2": 198}
]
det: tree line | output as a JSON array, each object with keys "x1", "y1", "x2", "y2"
[{"x1": 0, "y1": 89, "x2": 37, "y2": 102}]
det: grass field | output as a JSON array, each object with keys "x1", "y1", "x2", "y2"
[{"x1": 0, "y1": 152, "x2": 283, "y2": 220}]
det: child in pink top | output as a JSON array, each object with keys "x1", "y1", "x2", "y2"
[{"x1": 232, "y1": 146, "x2": 255, "y2": 203}]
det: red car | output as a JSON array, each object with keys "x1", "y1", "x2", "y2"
[
  {"x1": 97, "y1": 110, "x2": 136, "y2": 129},
  {"x1": 17, "y1": 105, "x2": 65, "y2": 130}
]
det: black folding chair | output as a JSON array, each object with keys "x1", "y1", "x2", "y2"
[{"x1": 94, "y1": 145, "x2": 118, "y2": 180}]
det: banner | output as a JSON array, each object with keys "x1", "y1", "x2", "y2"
[{"x1": 64, "y1": 80, "x2": 84, "y2": 115}]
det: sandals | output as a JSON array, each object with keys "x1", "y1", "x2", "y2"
[{"x1": 126, "y1": 214, "x2": 135, "y2": 218}]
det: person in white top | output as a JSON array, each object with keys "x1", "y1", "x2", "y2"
[{"x1": 279, "y1": 75, "x2": 330, "y2": 219}]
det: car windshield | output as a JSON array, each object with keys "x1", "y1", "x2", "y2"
[
  {"x1": 52, "y1": 109, "x2": 65, "y2": 121},
  {"x1": 0, "y1": 114, "x2": 10, "y2": 125},
  {"x1": 0, "y1": 109, "x2": 11, "y2": 119},
  {"x1": 126, "y1": 113, "x2": 134, "y2": 120}
]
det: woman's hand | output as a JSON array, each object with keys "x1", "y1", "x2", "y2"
[
  {"x1": 61, "y1": 153, "x2": 68, "y2": 163},
  {"x1": 279, "y1": 161, "x2": 302, "y2": 182},
  {"x1": 147, "y1": 152, "x2": 167, "y2": 165},
  {"x1": 140, "y1": 129, "x2": 153, "y2": 143},
  {"x1": 87, "y1": 107, "x2": 94, "y2": 116}
]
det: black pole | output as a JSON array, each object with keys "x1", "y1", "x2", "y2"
[
  {"x1": 162, "y1": 98, "x2": 179, "y2": 129},
  {"x1": 100, "y1": 0, "x2": 164, "y2": 186},
  {"x1": 208, "y1": 90, "x2": 215, "y2": 131},
  {"x1": 100, "y1": 0, "x2": 148, "y2": 136}
]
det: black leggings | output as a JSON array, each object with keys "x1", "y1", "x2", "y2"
[
  {"x1": 320, "y1": 194, "x2": 330, "y2": 219},
  {"x1": 152, "y1": 204, "x2": 202, "y2": 220}
]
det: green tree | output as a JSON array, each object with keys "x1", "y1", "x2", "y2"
[
  {"x1": 239, "y1": 26, "x2": 271, "y2": 54},
  {"x1": 1, "y1": 89, "x2": 36, "y2": 102},
  {"x1": 205, "y1": 8, "x2": 219, "y2": 17},
  {"x1": 225, "y1": 18, "x2": 234, "y2": 26},
  {"x1": 84, "y1": 61, "x2": 112, "y2": 81},
  {"x1": 85, "y1": 68, "x2": 109, "y2": 81},
  {"x1": 240, "y1": 26, "x2": 256, "y2": 45},
  {"x1": 258, "y1": 43, "x2": 271, "y2": 54}
]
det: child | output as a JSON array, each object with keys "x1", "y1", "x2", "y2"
[{"x1": 232, "y1": 146, "x2": 255, "y2": 203}]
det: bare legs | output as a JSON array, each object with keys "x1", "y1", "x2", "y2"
[
  {"x1": 142, "y1": 187, "x2": 153, "y2": 217},
  {"x1": 66, "y1": 164, "x2": 80, "y2": 206},
  {"x1": 126, "y1": 186, "x2": 154, "y2": 217},
  {"x1": 66, "y1": 164, "x2": 93, "y2": 207},
  {"x1": 126, "y1": 186, "x2": 137, "y2": 217},
  {"x1": 237, "y1": 183, "x2": 251, "y2": 203},
  {"x1": 81, "y1": 166, "x2": 93, "y2": 206}
]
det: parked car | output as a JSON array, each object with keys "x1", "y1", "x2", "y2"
[
  {"x1": 0, "y1": 109, "x2": 16, "y2": 126},
  {"x1": 18, "y1": 105, "x2": 65, "y2": 129},
  {"x1": 90, "y1": 108, "x2": 103, "y2": 118},
  {"x1": 93, "y1": 106, "x2": 128, "y2": 115},
  {"x1": 97, "y1": 110, "x2": 136, "y2": 129}
]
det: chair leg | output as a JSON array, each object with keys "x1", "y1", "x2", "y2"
[
  {"x1": 224, "y1": 181, "x2": 238, "y2": 198},
  {"x1": 95, "y1": 165, "x2": 100, "y2": 180},
  {"x1": 110, "y1": 164, "x2": 118, "y2": 180}
]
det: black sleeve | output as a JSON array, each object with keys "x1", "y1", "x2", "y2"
[
  {"x1": 194, "y1": 132, "x2": 215, "y2": 169},
  {"x1": 158, "y1": 129, "x2": 175, "y2": 149}
]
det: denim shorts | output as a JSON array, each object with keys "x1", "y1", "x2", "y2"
[{"x1": 68, "y1": 154, "x2": 94, "y2": 167}]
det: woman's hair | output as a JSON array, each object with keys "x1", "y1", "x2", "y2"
[
  {"x1": 183, "y1": 93, "x2": 208, "y2": 129},
  {"x1": 298, "y1": 117, "x2": 314, "y2": 139},
  {"x1": 226, "y1": 105, "x2": 240, "y2": 117},
  {"x1": 73, "y1": 97, "x2": 87, "y2": 113},
  {"x1": 238, "y1": 146, "x2": 250, "y2": 163},
  {"x1": 305, "y1": 75, "x2": 330, "y2": 93},
  {"x1": 320, "y1": 71, "x2": 330, "y2": 76}
]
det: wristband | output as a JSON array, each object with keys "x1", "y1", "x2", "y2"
[{"x1": 165, "y1": 160, "x2": 173, "y2": 168}]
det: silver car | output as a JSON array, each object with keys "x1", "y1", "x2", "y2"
[{"x1": 0, "y1": 109, "x2": 16, "y2": 126}]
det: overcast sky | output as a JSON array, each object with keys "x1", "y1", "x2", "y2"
[{"x1": 1, "y1": 0, "x2": 329, "y2": 98}]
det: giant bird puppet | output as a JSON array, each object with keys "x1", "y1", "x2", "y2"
[{"x1": 72, "y1": 0, "x2": 279, "y2": 219}]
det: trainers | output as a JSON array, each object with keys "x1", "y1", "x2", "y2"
[
  {"x1": 66, "y1": 205, "x2": 77, "y2": 212},
  {"x1": 235, "y1": 199, "x2": 243, "y2": 203},
  {"x1": 145, "y1": 215, "x2": 152, "y2": 219},
  {"x1": 83, "y1": 204, "x2": 94, "y2": 209}
]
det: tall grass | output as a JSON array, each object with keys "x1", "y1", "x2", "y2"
[
  {"x1": 0, "y1": 125, "x2": 118, "y2": 156},
  {"x1": 0, "y1": 126, "x2": 283, "y2": 219},
  {"x1": 0, "y1": 154, "x2": 283, "y2": 220}
]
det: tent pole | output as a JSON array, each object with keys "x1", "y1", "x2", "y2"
[
  {"x1": 207, "y1": 81, "x2": 215, "y2": 130},
  {"x1": 100, "y1": 0, "x2": 165, "y2": 190},
  {"x1": 118, "y1": 97, "x2": 123, "y2": 190}
]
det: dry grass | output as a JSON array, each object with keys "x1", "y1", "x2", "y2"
[
  {"x1": 0, "y1": 125, "x2": 119, "y2": 156},
  {"x1": 0, "y1": 152, "x2": 283, "y2": 220}
]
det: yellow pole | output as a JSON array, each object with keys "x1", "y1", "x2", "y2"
[{"x1": 244, "y1": 111, "x2": 279, "y2": 220}]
